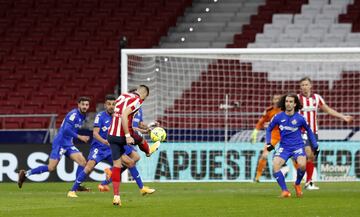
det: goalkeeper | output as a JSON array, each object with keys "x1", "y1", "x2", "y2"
[{"x1": 250, "y1": 94, "x2": 282, "y2": 182}]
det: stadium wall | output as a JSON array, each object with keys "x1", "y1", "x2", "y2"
[
  {"x1": 1, "y1": 142, "x2": 359, "y2": 182},
  {"x1": 135, "y1": 142, "x2": 360, "y2": 182},
  {"x1": 0, "y1": 143, "x2": 111, "y2": 182}
]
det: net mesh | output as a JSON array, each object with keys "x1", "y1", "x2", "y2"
[{"x1": 125, "y1": 50, "x2": 360, "y2": 143}]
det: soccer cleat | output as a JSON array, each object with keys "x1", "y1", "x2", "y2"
[
  {"x1": 104, "y1": 168, "x2": 112, "y2": 181},
  {"x1": 67, "y1": 191, "x2": 78, "y2": 198},
  {"x1": 293, "y1": 184, "x2": 303, "y2": 197},
  {"x1": 98, "y1": 184, "x2": 110, "y2": 192},
  {"x1": 140, "y1": 186, "x2": 155, "y2": 196},
  {"x1": 113, "y1": 195, "x2": 121, "y2": 206},
  {"x1": 304, "y1": 181, "x2": 320, "y2": 190},
  {"x1": 280, "y1": 190, "x2": 291, "y2": 198},
  {"x1": 17, "y1": 170, "x2": 26, "y2": 188},
  {"x1": 146, "y1": 141, "x2": 160, "y2": 157},
  {"x1": 77, "y1": 185, "x2": 91, "y2": 192}
]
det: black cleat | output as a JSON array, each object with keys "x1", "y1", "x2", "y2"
[
  {"x1": 18, "y1": 170, "x2": 26, "y2": 188},
  {"x1": 77, "y1": 185, "x2": 91, "y2": 192}
]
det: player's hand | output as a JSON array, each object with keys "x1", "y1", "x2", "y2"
[
  {"x1": 126, "y1": 136, "x2": 134, "y2": 145},
  {"x1": 266, "y1": 143, "x2": 274, "y2": 152},
  {"x1": 343, "y1": 115, "x2": 353, "y2": 123},
  {"x1": 313, "y1": 146, "x2": 320, "y2": 160},
  {"x1": 250, "y1": 129, "x2": 258, "y2": 144},
  {"x1": 78, "y1": 135, "x2": 90, "y2": 143}
]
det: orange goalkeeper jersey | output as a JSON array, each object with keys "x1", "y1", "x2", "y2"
[{"x1": 255, "y1": 106, "x2": 281, "y2": 143}]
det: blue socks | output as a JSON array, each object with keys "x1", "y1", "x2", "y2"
[
  {"x1": 273, "y1": 171, "x2": 288, "y2": 191},
  {"x1": 27, "y1": 165, "x2": 48, "y2": 176},
  {"x1": 295, "y1": 168, "x2": 306, "y2": 185},
  {"x1": 76, "y1": 165, "x2": 84, "y2": 177},
  {"x1": 71, "y1": 170, "x2": 87, "y2": 191},
  {"x1": 129, "y1": 167, "x2": 143, "y2": 189}
]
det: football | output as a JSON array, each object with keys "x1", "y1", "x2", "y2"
[{"x1": 150, "y1": 127, "x2": 167, "y2": 142}]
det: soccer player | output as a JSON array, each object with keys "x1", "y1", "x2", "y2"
[
  {"x1": 298, "y1": 77, "x2": 353, "y2": 190},
  {"x1": 18, "y1": 97, "x2": 91, "y2": 190},
  {"x1": 251, "y1": 94, "x2": 282, "y2": 182},
  {"x1": 266, "y1": 93, "x2": 319, "y2": 198},
  {"x1": 67, "y1": 95, "x2": 116, "y2": 197},
  {"x1": 108, "y1": 85, "x2": 160, "y2": 206}
]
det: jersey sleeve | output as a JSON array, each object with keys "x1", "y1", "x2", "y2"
[
  {"x1": 63, "y1": 112, "x2": 78, "y2": 138},
  {"x1": 93, "y1": 113, "x2": 102, "y2": 128},
  {"x1": 317, "y1": 94, "x2": 326, "y2": 107},
  {"x1": 255, "y1": 110, "x2": 268, "y2": 130}
]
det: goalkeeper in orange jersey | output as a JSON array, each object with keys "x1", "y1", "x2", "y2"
[{"x1": 251, "y1": 94, "x2": 282, "y2": 182}]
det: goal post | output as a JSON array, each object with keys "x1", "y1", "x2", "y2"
[{"x1": 121, "y1": 48, "x2": 360, "y2": 182}]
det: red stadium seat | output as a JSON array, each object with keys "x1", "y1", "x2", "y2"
[{"x1": 3, "y1": 118, "x2": 24, "y2": 129}]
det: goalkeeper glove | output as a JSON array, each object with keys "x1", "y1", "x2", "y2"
[
  {"x1": 266, "y1": 143, "x2": 274, "y2": 152},
  {"x1": 250, "y1": 129, "x2": 258, "y2": 144},
  {"x1": 313, "y1": 146, "x2": 320, "y2": 160}
]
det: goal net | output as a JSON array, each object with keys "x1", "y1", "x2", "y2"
[{"x1": 121, "y1": 48, "x2": 360, "y2": 182}]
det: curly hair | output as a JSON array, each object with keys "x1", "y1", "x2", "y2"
[{"x1": 279, "y1": 93, "x2": 302, "y2": 112}]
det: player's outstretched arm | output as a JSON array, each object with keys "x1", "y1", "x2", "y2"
[{"x1": 321, "y1": 103, "x2": 353, "y2": 123}]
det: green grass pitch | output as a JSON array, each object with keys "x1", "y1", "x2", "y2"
[{"x1": 1, "y1": 182, "x2": 360, "y2": 217}]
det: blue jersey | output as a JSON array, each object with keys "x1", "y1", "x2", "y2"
[
  {"x1": 55, "y1": 108, "x2": 86, "y2": 146},
  {"x1": 266, "y1": 112, "x2": 318, "y2": 149},
  {"x1": 132, "y1": 108, "x2": 143, "y2": 128},
  {"x1": 91, "y1": 111, "x2": 112, "y2": 150}
]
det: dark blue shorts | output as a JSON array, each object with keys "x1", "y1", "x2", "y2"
[
  {"x1": 274, "y1": 145, "x2": 306, "y2": 162},
  {"x1": 50, "y1": 142, "x2": 81, "y2": 160},
  {"x1": 87, "y1": 147, "x2": 112, "y2": 164},
  {"x1": 108, "y1": 134, "x2": 143, "y2": 160}
]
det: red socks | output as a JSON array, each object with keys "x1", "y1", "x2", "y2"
[
  {"x1": 138, "y1": 140, "x2": 150, "y2": 154},
  {"x1": 306, "y1": 161, "x2": 314, "y2": 183},
  {"x1": 112, "y1": 167, "x2": 121, "y2": 195}
]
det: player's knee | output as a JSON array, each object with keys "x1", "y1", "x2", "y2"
[
  {"x1": 127, "y1": 159, "x2": 135, "y2": 168},
  {"x1": 84, "y1": 163, "x2": 94, "y2": 173},
  {"x1": 47, "y1": 165, "x2": 56, "y2": 172},
  {"x1": 132, "y1": 153, "x2": 140, "y2": 162},
  {"x1": 307, "y1": 154, "x2": 315, "y2": 161}
]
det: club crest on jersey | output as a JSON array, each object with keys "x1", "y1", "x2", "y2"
[
  {"x1": 102, "y1": 126, "x2": 108, "y2": 132},
  {"x1": 291, "y1": 119, "x2": 297, "y2": 125}
]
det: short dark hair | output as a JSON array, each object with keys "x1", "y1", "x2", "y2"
[
  {"x1": 300, "y1": 77, "x2": 312, "y2": 83},
  {"x1": 129, "y1": 88, "x2": 137, "y2": 93},
  {"x1": 279, "y1": 93, "x2": 302, "y2": 112},
  {"x1": 139, "y1": 84, "x2": 150, "y2": 96},
  {"x1": 78, "y1": 96, "x2": 90, "y2": 103},
  {"x1": 105, "y1": 94, "x2": 116, "y2": 101}
]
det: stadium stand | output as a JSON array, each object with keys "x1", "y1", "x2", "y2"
[
  {"x1": 157, "y1": 0, "x2": 359, "y2": 131},
  {"x1": 0, "y1": 0, "x2": 191, "y2": 128}
]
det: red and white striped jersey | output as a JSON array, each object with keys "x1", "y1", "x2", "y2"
[
  {"x1": 108, "y1": 93, "x2": 143, "y2": 137},
  {"x1": 298, "y1": 93, "x2": 325, "y2": 134}
]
